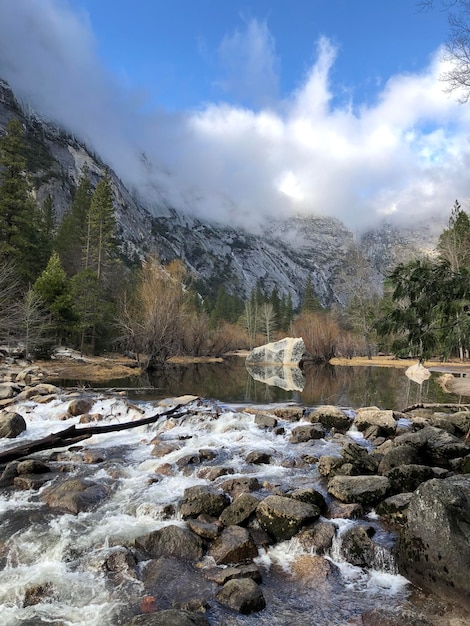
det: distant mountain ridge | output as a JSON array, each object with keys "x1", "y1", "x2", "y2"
[{"x1": 0, "y1": 78, "x2": 441, "y2": 306}]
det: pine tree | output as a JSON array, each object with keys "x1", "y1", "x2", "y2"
[
  {"x1": 0, "y1": 119, "x2": 46, "y2": 282},
  {"x1": 55, "y1": 168, "x2": 92, "y2": 276},
  {"x1": 85, "y1": 170, "x2": 116, "y2": 279},
  {"x1": 301, "y1": 273, "x2": 321, "y2": 312}
]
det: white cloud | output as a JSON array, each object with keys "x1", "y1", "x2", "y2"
[{"x1": 0, "y1": 1, "x2": 469, "y2": 232}]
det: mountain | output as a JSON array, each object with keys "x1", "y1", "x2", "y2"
[{"x1": 0, "y1": 78, "x2": 441, "y2": 307}]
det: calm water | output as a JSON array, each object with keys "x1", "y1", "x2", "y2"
[{"x1": 54, "y1": 357, "x2": 464, "y2": 411}]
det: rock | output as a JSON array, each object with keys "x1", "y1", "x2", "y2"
[
  {"x1": 254, "y1": 414, "x2": 278, "y2": 429},
  {"x1": 290, "y1": 554, "x2": 340, "y2": 584},
  {"x1": 446, "y1": 410, "x2": 470, "y2": 435},
  {"x1": 327, "y1": 501, "x2": 364, "y2": 519},
  {"x1": 141, "y1": 556, "x2": 213, "y2": 611},
  {"x1": 23, "y1": 582, "x2": 55, "y2": 607},
  {"x1": 207, "y1": 525, "x2": 258, "y2": 565},
  {"x1": 307, "y1": 405, "x2": 351, "y2": 432},
  {"x1": 219, "y1": 493, "x2": 260, "y2": 526},
  {"x1": 216, "y1": 578, "x2": 266, "y2": 614},
  {"x1": 272, "y1": 406, "x2": 304, "y2": 421},
  {"x1": 378, "y1": 445, "x2": 420, "y2": 474},
  {"x1": 124, "y1": 609, "x2": 210, "y2": 626},
  {"x1": 0, "y1": 382, "x2": 20, "y2": 400},
  {"x1": 187, "y1": 518, "x2": 220, "y2": 540},
  {"x1": 297, "y1": 521, "x2": 337, "y2": 554},
  {"x1": 67, "y1": 397, "x2": 95, "y2": 416},
  {"x1": 151, "y1": 441, "x2": 181, "y2": 457},
  {"x1": 318, "y1": 455, "x2": 344, "y2": 477},
  {"x1": 203, "y1": 563, "x2": 262, "y2": 585},
  {"x1": 180, "y1": 485, "x2": 230, "y2": 519},
  {"x1": 361, "y1": 607, "x2": 432, "y2": 626},
  {"x1": 340, "y1": 441, "x2": 378, "y2": 474},
  {"x1": 354, "y1": 408, "x2": 397, "y2": 437},
  {"x1": 245, "y1": 337, "x2": 305, "y2": 365},
  {"x1": 0, "y1": 411, "x2": 26, "y2": 438},
  {"x1": 287, "y1": 487, "x2": 327, "y2": 513},
  {"x1": 393, "y1": 426, "x2": 469, "y2": 467},
  {"x1": 289, "y1": 423, "x2": 325, "y2": 443},
  {"x1": 245, "y1": 450, "x2": 272, "y2": 464},
  {"x1": 398, "y1": 475, "x2": 470, "y2": 610},
  {"x1": 198, "y1": 466, "x2": 234, "y2": 481},
  {"x1": 218, "y1": 476, "x2": 260, "y2": 497},
  {"x1": 376, "y1": 493, "x2": 413, "y2": 525},
  {"x1": 104, "y1": 547, "x2": 137, "y2": 575},
  {"x1": 386, "y1": 464, "x2": 437, "y2": 494},
  {"x1": 135, "y1": 525, "x2": 204, "y2": 561},
  {"x1": 256, "y1": 495, "x2": 320, "y2": 541},
  {"x1": 338, "y1": 525, "x2": 376, "y2": 567},
  {"x1": 40, "y1": 477, "x2": 109, "y2": 514},
  {"x1": 327, "y1": 475, "x2": 390, "y2": 507}
]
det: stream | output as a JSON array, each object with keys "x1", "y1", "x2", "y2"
[{"x1": 0, "y1": 391, "x2": 412, "y2": 625}]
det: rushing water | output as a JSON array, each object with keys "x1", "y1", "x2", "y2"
[
  {"x1": 52, "y1": 358, "x2": 465, "y2": 411},
  {"x1": 0, "y1": 393, "x2": 414, "y2": 626}
]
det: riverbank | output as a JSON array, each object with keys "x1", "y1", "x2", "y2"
[{"x1": 330, "y1": 355, "x2": 470, "y2": 372}]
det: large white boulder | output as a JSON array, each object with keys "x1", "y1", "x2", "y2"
[{"x1": 245, "y1": 337, "x2": 305, "y2": 366}]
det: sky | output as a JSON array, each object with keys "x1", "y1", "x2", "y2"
[{"x1": 0, "y1": 0, "x2": 468, "y2": 232}]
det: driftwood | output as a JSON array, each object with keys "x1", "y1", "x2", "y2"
[
  {"x1": 402, "y1": 402, "x2": 470, "y2": 413},
  {"x1": 0, "y1": 403, "x2": 186, "y2": 465}
]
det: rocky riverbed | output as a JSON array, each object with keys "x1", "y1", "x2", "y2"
[{"x1": 0, "y1": 367, "x2": 469, "y2": 625}]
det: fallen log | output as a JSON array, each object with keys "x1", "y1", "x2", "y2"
[
  {"x1": 402, "y1": 402, "x2": 470, "y2": 413},
  {"x1": 0, "y1": 403, "x2": 186, "y2": 465}
]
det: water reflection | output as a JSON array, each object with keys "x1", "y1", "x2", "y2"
[
  {"x1": 245, "y1": 363, "x2": 305, "y2": 392},
  {"x1": 65, "y1": 357, "x2": 465, "y2": 411}
]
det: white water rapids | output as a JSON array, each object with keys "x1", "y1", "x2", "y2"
[{"x1": 0, "y1": 394, "x2": 410, "y2": 625}]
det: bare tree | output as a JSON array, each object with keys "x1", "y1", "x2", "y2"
[
  {"x1": 259, "y1": 302, "x2": 276, "y2": 343},
  {"x1": 419, "y1": 0, "x2": 470, "y2": 101},
  {"x1": 0, "y1": 261, "x2": 21, "y2": 347},
  {"x1": 18, "y1": 288, "x2": 51, "y2": 357}
]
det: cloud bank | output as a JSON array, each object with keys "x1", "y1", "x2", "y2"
[{"x1": 0, "y1": 0, "x2": 469, "y2": 232}]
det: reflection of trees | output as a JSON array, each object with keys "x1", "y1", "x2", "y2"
[{"x1": 301, "y1": 364, "x2": 341, "y2": 405}]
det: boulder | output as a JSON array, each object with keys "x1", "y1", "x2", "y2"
[
  {"x1": 289, "y1": 423, "x2": 325, "y2": 443},
  {"x1": 67, "y1": 397, "x2": 95, "y2": 416},
  {"x1": 290, "y1": 555, "x2": 340, "y2": 585},
  {"x1": 340, "y1": 441, "x2": 378, "y2": 474},
  {"x1": 187, "y1": 518, "x2": 220, "y2": 540},
  {"x1": 215, "y1": 578, "x2": 266, "y2": 614},
  {"x1": 393, "y1": 426, "x2": 468, "y2": 467},
  {"x1": 218, "y1": 476, "x2": 260, "y2": 497},
  {"x1": 219, "y1": 493, "x2": 260, "y2": 526},
  {"x1": 40, "y1": 477, "x2": 109, "y2": 514},
  {"x1": 386, "y1": 464, "x2": 436, "y2": 494},
  {"x1": 245, "y1": 337, "x2": 305, "y2": 365},
  {"x1": 124, "y1": 609, "x2": 209, "y2": 626},
  {"x1": 327, "y1": 475, "x2": 390, "y2": 507},
  {"x1": 287, "y1": 488, "x2": 327, "y2": 513},
  {"x1": 207, "y1": 525, "x2": 258, "y2": 565},
  {"x1": 376, "y1": 493, "x2": 413, "y2": 526},
  {"x1": 0, "y1": 411, "x2": 26, "y2": 438},
  {"x1": 297, "y1": 521, "x2": 337, "y2": 554},
  {"x1": 318, "y1": 455, "x2": 344, "y2": 477},
  {"x1": 378, "y1": 445, "x2": 420, "y2": 474},
  {"x1": 254, "y1": 414, "x2": 278, "y2": 429},
  {"x1": 0, "y1": 382, "x2": 20, "y2": 400},
  {"x1": 180, "y1": 485, "x2": 230, "y2": 519},
  {"x1": 135, "y1": 525, "x2": 204, "y2": 561},
  {"x1": 203, "y1": 563, "x2": 262, "y2": 585},
  {"x1": 338, "y1": 525, "x2": 377, "y2": 568},
  {"x1": 354, "y1": 408, "x2": 397, "y2": 437},
  {"x1": 256, "y1": 495, "x2": 320, "y2": 541},
  {"x1": 398, "y1": 475, "x2": 470, "y2": 610},
  {"x1": 307, "y1": 405, "x2": 351, "y2": 432},
  {"x1": 245, "y1": 450, "x2": 272, "y2": 464}
]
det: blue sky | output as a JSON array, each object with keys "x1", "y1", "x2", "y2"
[{"x1": 0, "y1": 0, "x2": 468, "y2": 231}]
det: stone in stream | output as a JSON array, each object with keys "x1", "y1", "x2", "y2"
[
  {"x1": 340, "y1": 441, "x2": 378, "y2": 474},
  {"x1": 398, "y1": 475, "x2": 470, "y2": 611},
  {"x1": 287, "y1": 487, "x2": 327, "y2": 513},
  {"x1": 378, "y1": 444, "x2": 420, "y2": 474},
  {"x1": 40, "y1": 477, "x2": 110, "y2": 514},
  {"x1": 297, "y1": 521, "x2": 337, "y2": 554},
  {"x1": 135, "y1": 525, "x2": 204, "y2": 561},
  {"x1": 289, "y1": 423, "x2": 325, "y2": 443},
  {"x1": 203, "y1": 563, "x2": 262, "y2": 585},
  {"x1": 256, "y1": 495, "x2": 320, "y2": 541},
  {"x1": 216, "y1": 577, "x2": 266, "y2": 614},
  {"x1": 393, "y1": 426, "x2": 469, "y2": 468},
  {"x1": 141, "y1": 556, "x2": 214, "y2": 611},
  {"x1": 385, "y1": 464, "x2": 439, "y2": 494},
  {"x1": 245, "y1": 450, "x2": 272, "y2": 464},
  {"x1": 207, "y1": 525, "x2": 258, "y2": 565},
  {"x1": 0, "y1": 411, "x2": 26, "y2": 438},
  {"x1": 179, "y1": 485, "x2": 230, "y2": 519},
  {"x1": 67, "y1": 396, "x2": 95, "y2": 416},
  {"x1": 376, "y1": 493, "x2": 413, "y2": 526},
  {"x1": 218, "y1": 476, "x2": 260, "y2": 497},
  {"x1": 307, "y1": 405, "x2": 351, "y2": 432},
  {"x1": 327, "y1": 475, "x2": 390, "y2": 507},
  {"x1": 338, "y1": 525, "x2": 377, "y2": 568},
  {"x1": 219, "y1": 493, "x2": 260, "y2": 526},
  {"x1": 353, "y1": 408, "x2": 398, "y2": 437},
  {"x1": 124, "y1": 609, "x2": 210, "y2": 625}
]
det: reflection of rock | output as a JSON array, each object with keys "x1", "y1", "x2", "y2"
[
  {"x1": 405, "y1": 362, "x2": 431, "y2": 384},
  {"x1": 438, "y1": 372, "x2": 470, "y2": 396},
  {"x1": 246, "y1": 363, "x2": 305, "y2": 392},
  {"x1": 246, "y1": 337, "x2": 305, "y2": 365}
]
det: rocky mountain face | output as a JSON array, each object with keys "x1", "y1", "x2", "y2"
[{"x1": 0, "y1": 78, "x2": 440, "y2": 307}]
